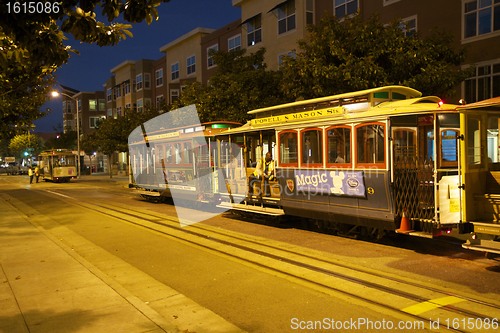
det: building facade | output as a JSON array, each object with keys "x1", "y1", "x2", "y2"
[
  {"x1": 62, "y1": 90, "x2": 106, "y2": 135},
  {"x1": 57, "y1": 0, "x2": 500, "y2": 175},
  {"x1": 363, "y1": 0, "x2": 500, "y2": 102},
  {"x1": 159, "y1": 28, "x2": 215, "y2": 105},
  {"x1": 100, "y1": 0, "x2": 500, "y2": 119}
]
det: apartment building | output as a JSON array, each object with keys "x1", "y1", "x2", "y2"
[
  {"x1": 153, "y1": 56, "x2": 168, "y2": 111},
  {"x1": 100, "y1": 0, "x2": 499, "y2": 122},
  {"x1": 104, "y1": 59, "x2": 155, "y2": 118},
  {"x1": 363, "y1": 0, "x2": 500, "y2": 102},
  {"x1": 62, "y1": 90, "x2": 106, "y2": 135},
  {"x1": 201, "y1": 20, "x2": 242, "y2": 84},
  {"x1": 159, "y1": 28, "x2": 214, "y2": 105},
  {"x1": 234, "y1": 0, "x2": 321, "y2": 69},
  {"x1": 231, "y1": 0, "x2": 500, "y2": 102}
]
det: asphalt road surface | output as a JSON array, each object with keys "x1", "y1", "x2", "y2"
[{"x1": 2, "y1": 174, "x2": 499, "y2": 332}]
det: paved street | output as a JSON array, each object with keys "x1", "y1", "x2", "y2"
[{"x1": 1, "y1": 174, "x2": 499, "y2": 332}]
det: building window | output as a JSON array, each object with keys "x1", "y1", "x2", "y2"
[
  {"x1": 98, "y1": 99, "x2": 105, "y2": 111},
  {"x1": 228, "y1": 34, "x2": 241, "y2": 52},
  {"x1": 155, "y1": 69, "x2": 163, "y2": 87},
  {"x1": 170, "y1": 89, "x2": 179, "y2": 104},
  {"x1": 306, "y1": 0, "x2": 314, "y2": 25},
  {"x1": 464, "y1": 61, "x2": 500, "y2": 102},
  {"x1": 246, "y1": 14, "x2": 262, "y2": 46},
  {"x1": 278, "y1": 51, "x2": 296, "y2": 67},
  {"x1": 278, "y1": 0, "x2": 296, "y2": 34},
  {"x1": 123, "y1": 81, "x2": 130, "y2": 95},
  {"x1": 116, "y1": 107, "x2": 122, "y2": 117},
  {"x1": 464, "y1": 0, "x2": 500, "y2": 38},
  {"x1": 114, "y1": 85, "x2": 121, "y2": 98},
  {"x1": 171, "y1": 62, "x2": 179, "y2": 81},
  {"x1": 207, "y1": 44, "x2": 218, "y2": 68},
  {"x1": 400, "y1": 15, "x2": 417, "y2": 36},
  {"x1": 106, "y1": 88, "x2": 112, "y2": 102},
  {"x1": 156, "y1": 95, "x2": 164, "y2": 109},
  {"x1": 136, "y1": 74, "x2": 143, "y2": 91},
  {"x1": 187, "y1": 55, "x2": 196, "y2": 75},
  {"x1": 89, "y1": 99, "x2": 97, "y2": 111},
  {"x1": 63, "y1": 100, "x2": 74, "y2": 113},
  {"x1": 144, "y1": 73, "x2": 151, "y2": 89},
  {"x1": 137, "y1": 99, "x2": 143, "y2": 112},
  {"x1": 89, "y1": 116, "x2": 104, "y2": 129},
  {"x1": 334, "y1": 0, "x2": 358, "y2": 19}
]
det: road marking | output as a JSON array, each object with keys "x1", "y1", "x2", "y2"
[
  {"x1": 402, "y1": 296, "x2": 465, "y2": 315},
  {"x1": 45, "y1": 190, "x2": 72, "y2": 199}
]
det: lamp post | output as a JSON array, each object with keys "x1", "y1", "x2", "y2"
[{"x1": 51, "y1": 90, "x2": 81, "y2": 178}]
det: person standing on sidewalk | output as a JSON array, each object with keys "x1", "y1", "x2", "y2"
[
  {"x1": 34, "y1": 165, "x2": 40, "y2": 183},
  {"x1": 28, "y1": 167, "x2": 34, "y2": 184}
]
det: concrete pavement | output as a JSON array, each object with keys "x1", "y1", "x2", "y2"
[{"x1": 0, "y1": 174, "x2": 244, "y2": 333}]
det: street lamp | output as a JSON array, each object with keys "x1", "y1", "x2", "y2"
[{"x1": 50, "y1": 90, "x2": 81, "y2": 178}]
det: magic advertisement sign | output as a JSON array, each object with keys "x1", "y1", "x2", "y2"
[{"x1": 292, "y1": 169, "x2": 366, "y2": 198}]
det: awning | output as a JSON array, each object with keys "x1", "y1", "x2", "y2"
[
  {"x1": 240, "y1": 13, "x2": 261, "y2": 26},
  {"x1": 267, "y1": 0, "x2": 290, "y2": 13}
]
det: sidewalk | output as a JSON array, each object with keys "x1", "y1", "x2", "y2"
[{"x1": 0, "y1": 188, "x2": 244, "y2": 332}]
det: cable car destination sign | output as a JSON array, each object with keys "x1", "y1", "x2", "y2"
[{"x1": 250, "y1": 106, "x2": 345, "y2": 127}]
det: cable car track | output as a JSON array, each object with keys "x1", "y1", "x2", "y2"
[{"x1": 61, "y1": 197, "x2": 500, "y2": 333}]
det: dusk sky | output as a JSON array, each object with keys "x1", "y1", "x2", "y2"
[{"x1": 36, "y1": 0, "x2": 241, "y2": 132}]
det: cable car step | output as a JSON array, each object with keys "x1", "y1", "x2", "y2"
[
  {"x1": 136, "y1": 189, "x2": 161, "y2": 197},
  {"x1": 217, "y1": 202, "x2": 285, "y2": 216},
  {"x1": 395, "y1": 230, "x2": 434, "y2": 238},
  {"x1": 462, "y1": 239, "x2": 500, "y2": 255}
]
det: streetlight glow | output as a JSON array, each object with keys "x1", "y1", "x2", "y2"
[{"x1": 50, "y1": 89, "x2": 81, "y2": 178}]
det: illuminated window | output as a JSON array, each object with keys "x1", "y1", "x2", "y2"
[
  {"x1": 327, "y1": 126, "x2": 351, "y2": 165},
  {"x1": 246, "y1": 14, "x2": 262, "y2": 46},
  {"x1": 279, "y1": 131, "x2": 298, "y2": 165},
  {"x1": 302, "y1": 129, "x2": 323, "y2": 166},
  {"x1": 356, "y1": 123, "x2": 385, "y2": 166}
]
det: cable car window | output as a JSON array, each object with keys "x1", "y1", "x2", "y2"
[
  {"x1": 356, "y1": 123, "x2": 385, "y2": 166},
  {"x1": 326, "y1": 126, "x2": 350, "y2": 165},
  {"x1": 302, "y1": 129, "x2": 323, "y2": 166},
  {"x1": 184, "y1": 142, "x2": 192, "y2": 164},
  {"x1": 467, "y1": 118, "x2": 481, "y2": 166},
  {"x1": 165, "y1": 144, "x2": 173, "y2": 164},
  {"x1": 174, "y1": 143, "x2": 182, "y2": 164},
  {"x1": 441, "y1": 129, "x2": 459, "y2": 166},
  {"x1": 487, "y1": 115, "x2": 500, "y2": 167},
  {"x1": 157, "y1": 144, "x2": 164, "y2": 165},
  {"x1": 393, "y1": 128, "x2": 416, "y2": 157},
  {"x1": 220, "y1": 138, "x2": 231, "y2": 167},
  {"x1": 279, "y1": 131, "x2": 298, "y2": 166}
]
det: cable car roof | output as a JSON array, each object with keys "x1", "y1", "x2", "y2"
[
  {"x1": 457, "y1": 96, "x2": 500, "y2": 110},
  {"x1": 247, "y1": 85, "x2": 422, "y2": 115}
]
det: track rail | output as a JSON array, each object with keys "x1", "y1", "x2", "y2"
[{"x1": 63, "y1": 197, "x2": 500, "y2": 333}]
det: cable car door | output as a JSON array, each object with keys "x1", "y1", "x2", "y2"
[{"x1": 459, "y1": 112, "x2": 488, "y2": 223}]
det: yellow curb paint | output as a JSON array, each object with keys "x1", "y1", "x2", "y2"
[{"x1": 402, "y1": 296, "x2": 465, "y2": 315}]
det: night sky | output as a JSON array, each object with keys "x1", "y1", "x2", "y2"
[{"x1": 36, "y1": 0, "x2": 241, "y2": 132}]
